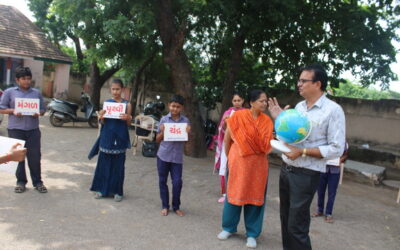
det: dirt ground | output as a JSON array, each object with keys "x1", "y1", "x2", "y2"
[{"x1": 0, "y1": 115, "x2": 398, "y2": 250}]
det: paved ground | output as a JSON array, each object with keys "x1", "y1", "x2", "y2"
[{"x1": 0, "y1": 115, "x2": 399, "y2": 250}]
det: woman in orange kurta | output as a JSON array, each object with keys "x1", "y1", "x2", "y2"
[{"x1": 217, "y1": 90, "x2": 273, "y2": 249}]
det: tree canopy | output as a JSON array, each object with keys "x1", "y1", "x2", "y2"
[
  {"x1": 28, "y1": 0, "x2": 400, "y2": 157},
  {"x1": 332, "y1": 80, "x2": 400, "y2": 100}
]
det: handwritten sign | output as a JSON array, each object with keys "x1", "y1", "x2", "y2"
[
  {"x1": 103, "y1": 102, "x2": 126, "y2": 119},
  {"x1": 0, "y1": 136, "x2": 25, "y2": 173},
  {"x1": 14, "y1": 98, "x2": 40, "y2": 115},
  {"x1": 164, "y1": 123, "x2": 188, "y2": 141}
]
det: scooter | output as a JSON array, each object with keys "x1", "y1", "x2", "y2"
[{"x1": 47, "y1": 92, "x2": 98, "y2": 128}]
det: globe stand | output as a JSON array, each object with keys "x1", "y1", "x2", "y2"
[{"x1": 270, "y1": 139, "x2": 291, "y2": 153}]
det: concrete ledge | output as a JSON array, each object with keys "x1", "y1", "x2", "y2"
[
  {"x1": 344, "y1": 160, "x2": 386, "y2": 185},
  {"x1": 382, "y1": 180, "x2": 400, "y2": 190}
]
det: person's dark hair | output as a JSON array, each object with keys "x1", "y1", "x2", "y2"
[
  {"x1": 232, "y1": 92, "x2": 244, "y2": 100},
  {"x1": 299, "y1": 64, "x2": 328, "y2": 91},
  {"x1": 15, "y1": 67, "x2": 32, "y2": 79},
  {"x1": 111, "y1": 78, "x2": 124, "y2": 88},
  {"x1": 248, "y1": 89, "x2": 265, "y2": 103},
  {"x1": 170, "y1": 95, "x2": 185, "y2": 105}
]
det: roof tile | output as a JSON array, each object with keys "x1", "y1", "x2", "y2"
[{"x1": 0, "y1": 5, "x2": 72, "y2": 63}]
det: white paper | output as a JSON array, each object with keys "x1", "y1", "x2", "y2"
[
  {"x1": 14, "y1": 98, "x2": 40, "y2": 115},
  {"x1": 164, "y1": 123, "x2": 188, "y2": 141},
  {"x1": 326, "y1": 157, "x2": 340, "y2": 166},
  {"x1": 0, "y1": 136, "x2": 26, "y2": 173},
  {"x1": 103, "y1": 102, "x2": 126, "y2": 119},
  {"x1": 270, "y1": 139, "x2": 291, "y2": 153}
]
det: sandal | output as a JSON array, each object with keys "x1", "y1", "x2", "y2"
[
  {"x1": 311, "y1": 212, "x2": 323, "y2": 218},
  {"x1": 35, "y1": 184, "x2": 47, "y2": 193},
  {"x1": 114, "y1": 194, "x2": 123, "y2": 202},
  {"x1": 325, "y1": 215, "x2": 334, "y2": 223},
  {"x1": 94, "y1": 192, "x2": 103, "y2": 199},
  {"x1": 14, "y1": 185, "x2": 26, "y2": 193}
]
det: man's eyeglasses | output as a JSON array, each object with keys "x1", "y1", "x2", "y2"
[{"x1": 297, "y1": 79, "x2": 315, "y2": 84}]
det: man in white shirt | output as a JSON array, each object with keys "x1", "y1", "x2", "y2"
[{"x1": 268, "y1": 64, "x2": 346, "y2": 250}]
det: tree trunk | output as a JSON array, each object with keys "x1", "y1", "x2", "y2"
[
  {"x1": 89, "y1": 62, "x2": 101, "y2": 110},
  {"x1": 220, "y1": 32, "x2": 246, "y2": 118},
  {"x1": 67, "y1": 32, "x2": 85, "y2": 72},
  {"x1": 130, "y1": 52, "x2": 156, "y2": 117},
  {"x1": 155, "y1": 0, "x2": 206, "y2": 157},
  {"x1": 89, "y1": 61, "x2": 121, "y2": 110}
]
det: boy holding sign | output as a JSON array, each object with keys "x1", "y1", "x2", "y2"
[
  {"x1": 0, "y1": 67, "x2": 47, "y2": 193},
  {"x1": 156, "y1": 95, "x2": 191, "y2": 217}
]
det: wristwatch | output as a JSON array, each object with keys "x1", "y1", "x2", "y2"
[{"x1": 302, "y1": 148, "x2": 307, "y2": 158}]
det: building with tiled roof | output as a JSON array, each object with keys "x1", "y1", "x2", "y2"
[{"x1": 0, "y1": 4, "x2": 71, "y2": 97}]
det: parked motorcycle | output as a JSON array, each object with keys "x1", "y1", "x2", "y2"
[
  {"x1": 204, "y1": 119, "x2": 217, "y2": 150},
  {"x1": 138, "y1": 98, "x2": 165, "y2": 157},
  {"x1": 47, "y1": 92, "x2": 98, "y2": 128},
  {"x1": 143, "y1": 99, "x2": 165, "y2": 121}
]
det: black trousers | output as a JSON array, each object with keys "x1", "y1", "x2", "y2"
[
  {"x1": 8, "y1": 129, "x2": 43, "y2": 187},
  {"x1": 279, "y1": 164, "x2": 320, "y2": 250}
]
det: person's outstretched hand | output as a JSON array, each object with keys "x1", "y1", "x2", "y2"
[
  {"x1": 268, "y1": 97, "x2": 290, "y2": 119},
  {"x1": 9, "y1": 143, "x2": 27, "y2": 162}
]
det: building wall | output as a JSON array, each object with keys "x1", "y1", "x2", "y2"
[
  {"x1": 207, "y1": 95, "x2": 400, "y2": 150},
  {"x1": 23, "y1": 59, "x2": 43, "y2": 89},
  {"x1": 53, "y1": 64, "x2": 71, "y2": 99},
  {"x1": 334, "y1": 97, "x2": 400, "y2": 149}
]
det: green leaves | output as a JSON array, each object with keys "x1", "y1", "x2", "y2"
[
  {"x1": 28, "y1": 0, "x2": 399, "y2": 104},
  {"x1": 332, "y1": 80, "x2": 400, "y2": 100}
]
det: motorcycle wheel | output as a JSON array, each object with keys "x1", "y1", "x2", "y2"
[
  {"x1": 49, "y1": 113, "x2": 64, "y2": 127},
  {"x1": 88, "y1": 116, "x2": 99, "y2": 128}
]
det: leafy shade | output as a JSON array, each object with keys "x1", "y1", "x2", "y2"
[{"x1": 332, "y1": 80, "x2": 400, "y2": 100}]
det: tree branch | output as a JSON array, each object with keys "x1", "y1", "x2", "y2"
[
  {"x1": 99, "y1": 66, "x2": 121, "y2": 84},
  {"x1": 66, "y1": 32, "x2": 84, "y2": 61}
]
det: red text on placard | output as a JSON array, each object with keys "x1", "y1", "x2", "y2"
[
  {"x1": 169, "y1": 125, "x2": 182, "y2": 134},
  {"x1": 17, "y1": 100, "x2": 38, "y2": 109},
  {"x1": 106, "y1": 104, "x2": 124, "y2": 115}
]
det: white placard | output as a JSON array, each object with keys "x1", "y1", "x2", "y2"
[
  {"x1": 103, "y1": 102, "x2": 126, "y2": 119},
  {"x1": 0, "y1": 136, "x2": 26, "y2": 173},
  {"x1": 14, "y1": 98, "x2": 40, "y2": 115},
  {"x1": 164, "y1": 123, "x2": 188, "y2": 141}
]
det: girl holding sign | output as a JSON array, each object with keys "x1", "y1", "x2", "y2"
[
  {"x1": 88, "y1": 79, "x2": 131, "y2": 202},
  {"x1": 214, "y1": 93, "x2": 245, "y2": 203}
]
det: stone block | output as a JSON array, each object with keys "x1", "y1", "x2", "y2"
[{"x1": 344, "y1": 160, "x2": 386, "y2": 185}]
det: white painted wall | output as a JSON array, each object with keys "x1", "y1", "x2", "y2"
[
  {"x1": 53, "y1": 64, "x2": 71, "y2": 99},
  {"x1": 23, "y1": 58, "x2": 44, "y2": 89}
]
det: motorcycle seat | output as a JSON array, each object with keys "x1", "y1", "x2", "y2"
[{"x1": 53, "y1": 99, "x2": 79, "y2": 110}]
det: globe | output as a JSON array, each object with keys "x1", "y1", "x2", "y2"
[{"x1": 274, "y1": 109, "x2": 311, "y2": 144}]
